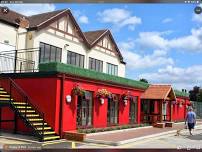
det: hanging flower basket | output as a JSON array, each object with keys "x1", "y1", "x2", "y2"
[
  {"x1": 96, "y1": 89, "x2": 111, "y2": 98},
  {"x1": 121, "y1": 91, "x2": 130, "y2": 101},
  {"x1": 72, "y1": 84, "x2": 85, "y2": 96}
]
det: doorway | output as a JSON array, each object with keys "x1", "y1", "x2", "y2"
[
  {"x1": 76, "y1": 91, "x2": 93, "y2": 128},
  {"x1": 129, "y1": 97, "x2": 138, "y2": 124},
  {"x1": 107, "y1": 95, "x2": 119, "y2": 125}
]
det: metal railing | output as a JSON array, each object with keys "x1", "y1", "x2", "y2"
[
  {"x1": 0, "y1": 77, "x2": 45, "y2": 141},
  {"x1": 0, "y1": 48, "x2": 40, "y2": 73}
]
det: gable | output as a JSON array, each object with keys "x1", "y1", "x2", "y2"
[
  {"x1": 0, "y1": 7, "x2": 125, "y2": 64},
  {"x1": 96, "y1": 35, "x2": 118, "y2": 56}
]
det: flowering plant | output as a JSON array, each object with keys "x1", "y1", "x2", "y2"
[
  {"x1": 72, "y1": 84, "x2": 85, "y2": 96},
  {"x1": 121, "y1": 91, "x2": 131, "y2": 100},
  {"x1": 96, "y1": 89, "x2": 111, "y2": 98}
]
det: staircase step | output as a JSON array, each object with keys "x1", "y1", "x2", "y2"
[
  {"x1": 28, "y1": 118, "x2": 43, "y2": 121},
  {"x1": 43, "y1": 131, "x2": 56, "y2": 135},
  {"x1": 0, "y1": 88, "x2": 4, "y2": 91},
  {"x1": 43, "y1": 135, "x2": 60, "y2": 141},
  {"x1": 14, "y1": 106, "x2": 32, "y2": 109},
  {"x1": 12, "y1": 102, "x2": 27, "y2": 105},
  {"x1": 0, "y1": 94, "x2": 10, "y2": 97},
  {"x1": 35, "y1": 127, "x2": 52, "y2": 130},
  {"x1": 19, "y1": 110, "x2": 35, "y2": 113},
  {"x1": 0, "y1": 91, "x2": 7, "y2": 94},
  {"x1": 32, "y1": 122, "x2": 48, "y2": 126},
  {"x1": 0, "y1": 98, "x2": 13, "y2": 101},
  {"x1": 26, "y1": 114, "x2": 40, "y2": 117}
]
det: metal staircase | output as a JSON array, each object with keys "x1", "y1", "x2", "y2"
[{"x1": 0, "y1": 78, "x2": 60, "y2": 142}]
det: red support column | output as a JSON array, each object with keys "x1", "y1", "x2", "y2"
[
  {"x1": 93, "y1": 97, "x2": 108, "y2": 128},
  {"x1": 119, "y1": 99, "x2": 129, "y2": 125},
  {"x1": 137, "y1": 97, "x2": 141, "y2": 124}
]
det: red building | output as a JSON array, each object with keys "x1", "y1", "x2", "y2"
[
  {"x1": 0, "y1": 62, "x2": 190, "y2": 141},
  {"x1": 0, "y1": 7, "x2": 190, "y2": 142}
]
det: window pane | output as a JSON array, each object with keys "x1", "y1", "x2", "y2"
[
  {"x1": 76, "y1": 54, "x2": 80, "y2": 67},
  {"x1": 56, "y1": 48, "x2": 61, "y2": 62},
  {"x1": 89, "y1": 58, "x2": 92, "y2": 69},
  {"x1": 115, "y1": 66, "x2": 118, "y2": 76},
  {"x1": 44, "y1": 44, "x2": 50, "y2": 63},
  {"x1": 80, "y1": 55, "x2": 84, "y2": 68},
  {"x1": 100, "y1": 61, "x2": 103, "y2": 72},
  {"x1": 96, "y1": 60, "x2": 99, "y2": 71},
  {"x1": 51, "y1": 46, "x2": 56, "y2": 62},
  {"x1": 39, "y1": 43, "x2": 45, "y2": 63},
  {"x1": 71, "y1": 52, "x2": 76, "y2": 65},
  {"x1": 67, "y1": 51, "x2": 71, "y2": 64}
]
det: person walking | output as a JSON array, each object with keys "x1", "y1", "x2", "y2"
[{"x1": 185, "y1": 107, "x2": 196, "y2": 135}]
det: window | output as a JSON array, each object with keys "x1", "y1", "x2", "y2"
[
  {"x1": 107, "y1": 94, "x2": 119, "y2": 125},
  {"x1": 39, "y1": 42, "x2": 62, "y2": 63},
  {"x1": 129, "y1": 96, "x2": 138, "y2": 124},
  {"x1": 67, "y1": 51, "x2": 84, "y2": 68},
  {"x1": 77, "y1": 91, "x2": 93, "y2": 127},
  {"x1": 106, "y1": 63, "x2": 118, "y2": 76},
  {"x1": 89, "y1": 57, "x2": 103, "y2": 72}
]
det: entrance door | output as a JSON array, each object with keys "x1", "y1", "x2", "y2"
[
  {"x1": 129, "y1": 97, "x2": 137, "y2": 124},
  {"x1": 107, "y1": 96, "x2": 119, "y2": 125},
  {"x1": 76, "y1": 91, "x2": 93, "y2": 128}
]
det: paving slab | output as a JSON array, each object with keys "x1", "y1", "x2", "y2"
[{"x1": 85, "y1": 121, "x2": 202, "y2": 146}]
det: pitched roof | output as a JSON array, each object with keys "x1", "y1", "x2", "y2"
[
  {"x1": 28, "y1": 9, "x2": 66, "y2": 29},
  {"x1": 141, "y1": 84, "x2": 176, "y2": 100},
  {"x1": 0, "y1": 7, "x2": 125, "y2": 64},
  {"x1": 0, "y1": 6, "x2": 26, "y2": 27},
  {"x1": 84, "y1": 29, "x2": 108, "y2": 45},
  {"x1": 84, "y1": 29, "x2": 124, "y2": 63}
]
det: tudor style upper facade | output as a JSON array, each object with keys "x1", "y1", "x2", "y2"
[{"x1": 0, "y1": 8, "x2": 126, "y2": 77}]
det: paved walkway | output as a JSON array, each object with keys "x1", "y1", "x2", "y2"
[{"x1": 86, "y1": 121, "x2": 202, "y2": 143}]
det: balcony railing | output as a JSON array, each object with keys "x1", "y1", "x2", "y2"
[{"x1": 0, "y1": 48, "x2": 40, "y2": 73}]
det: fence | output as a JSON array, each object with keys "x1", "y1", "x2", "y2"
[
  {"x1": 0, "y1": 48, "x2": 40, "y2": 73},
  {"x1": 192, "y1": 101, "x2": 202, "y2": 119}
]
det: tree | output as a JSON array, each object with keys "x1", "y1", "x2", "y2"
[
  {"x1": 189, "y1": 86, "x2": 200, "y2": 101},
  {"x1": 139, "y1": 78, "x2": 149, "y2": 83},
  {"x1": 197, "y1": 89, "x2": 202, "y2": 102}
]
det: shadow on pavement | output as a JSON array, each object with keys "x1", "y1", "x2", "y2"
[{"x1": 186, "y1": 133, "x2": 202, "y2": 140}]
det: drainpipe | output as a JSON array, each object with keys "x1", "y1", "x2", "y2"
[{"x1": 59, "y1": 74, "x2": 65, "y2": 137}]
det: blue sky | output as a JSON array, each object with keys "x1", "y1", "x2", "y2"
[{"x1": 2, "y1": 3, "x2": 202, "y2": 90}]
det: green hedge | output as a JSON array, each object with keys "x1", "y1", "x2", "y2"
[
  {"x1": 78, "y1": 124, "x2": 150, "y2": 134},
  {"x1": 39, "y1": 62, "x2": 149, "y2": 90}
]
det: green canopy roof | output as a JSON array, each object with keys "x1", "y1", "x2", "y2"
[
  {"x1": 39, "y1": 62, "x2": 149, "y2": 90},
  {"x1": 39, "y1": 62, "x2": 190, "y2": 98}
]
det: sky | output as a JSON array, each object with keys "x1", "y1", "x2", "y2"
[{"x1": 1, "y1": 3, "x2": 202, "y2": 91}]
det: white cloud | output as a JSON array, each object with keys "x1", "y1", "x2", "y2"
[
  {"x1": 97, "y1": 8, "x2": 141, "y2": 31},
  {"x1": 136, "y1": 28, "x2": 202, "y2": 53},
  {"x1": 122, "y1": 49, "x2": 174, "y2": 69},
  {"x1": 0, "y1": 4, "x2": 56, "y2": 16},
  {"x1": 136, "y1": 31, "x2": 170, "y2": 50},
  {"x1": 139, "y1": 65, "x2": 202, "y2": 90},
  {"x1": 73, "y1": 10, "x2": 89, "y2": 24},
  {"x1": 119, "y1": 39, "x2": 136, "y2": 51},
  {"x1": 162, "y1": 18, "x2": 173, "y2": 23},
  {"x1": 192, "y1": 13, "x2": 202, "y2": 24},
  {"x1": 78, "y1": 15, "x2": 89, "y2": 24}
]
